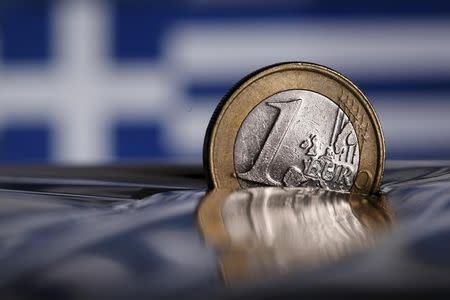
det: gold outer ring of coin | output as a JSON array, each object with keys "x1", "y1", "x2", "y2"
[{"x1": 203, "y1": 62, "x2": 385, "y2": 195}]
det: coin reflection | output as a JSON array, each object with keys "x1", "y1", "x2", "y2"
[{"x1": 197, "y1": 187, "x2": 392, "y2": 285}]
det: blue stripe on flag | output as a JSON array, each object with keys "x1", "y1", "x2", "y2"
[
  {"x1": 111, "y1": 0, "x2": 450, "y2": 61},
  {"x1": 186, "y1": 78, "x2": 450, "y2": 100}
]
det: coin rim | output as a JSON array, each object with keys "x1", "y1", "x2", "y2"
[{"x1": 204, "y1": 61, "x2": 385, "y2": 194}]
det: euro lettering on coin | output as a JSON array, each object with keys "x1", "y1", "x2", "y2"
[{"x1": 204, "y1": 62, "x2": 385, "y2": 195}]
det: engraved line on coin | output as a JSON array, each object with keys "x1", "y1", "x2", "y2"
[
  {"x1": 237, "y1": 98, "x2": 303, "y2": 186},
  {"x1": 299, "y1": 108, "x2": 357, "y2": 189},
  {"x1": 339, "y1": 89, "x2": 369, "y2": 149}
]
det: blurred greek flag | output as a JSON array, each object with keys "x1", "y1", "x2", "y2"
[{"x1": 0, "y1": 0, "x2": 449, "y2": 164}]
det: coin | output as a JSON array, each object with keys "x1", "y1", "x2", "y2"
[{"x1": 204, "y1": 62, "x2": 385, "y2": 195}]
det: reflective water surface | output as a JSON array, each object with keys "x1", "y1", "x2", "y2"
[
  {"x1": 0, "y1": 161, "x2": 449, "y2": 298},
  {"x1": 198, "y1": 187, "x2": 391, "y2": 285}
]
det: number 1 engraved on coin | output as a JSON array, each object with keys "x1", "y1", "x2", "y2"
[{"x1": 237, "y1": 99, "x2": 303, "y2": 186}]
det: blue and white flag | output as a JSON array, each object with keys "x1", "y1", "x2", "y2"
[{"x1": 0, "y1": 0, "x2": 449, "y2": 163}]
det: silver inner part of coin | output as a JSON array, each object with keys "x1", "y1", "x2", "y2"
[{"x1": 234, "y1": 90, "x2": 360, "y2": 192}]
